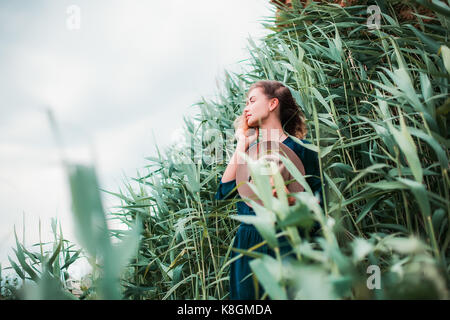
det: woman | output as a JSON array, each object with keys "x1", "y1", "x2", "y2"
[{"x1": 214, "y1": 80, "x2": 324, "y2": 300}]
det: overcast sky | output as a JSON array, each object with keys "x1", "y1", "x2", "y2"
[{"x1": 0, "y1": 0, "x2": 273, "y2": 278}]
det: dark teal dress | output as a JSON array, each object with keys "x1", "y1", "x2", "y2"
[{"x1": 214, "y1": 136, "x2": 324, "y2": 300}]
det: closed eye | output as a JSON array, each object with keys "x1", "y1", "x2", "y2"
[{"x1": 246, "y1": 96, "x2": 256, "y2": 105}]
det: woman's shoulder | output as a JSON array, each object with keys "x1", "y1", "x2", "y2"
[
  {"x1": 285, "y1": 136, "x2": 318, "y2": 162},
  {"x1": 292, "y1": 136, "x2": 312, "y2": 144},
  {"x1": 286, "y1": 136, "x2": 313, "y2": 151}
]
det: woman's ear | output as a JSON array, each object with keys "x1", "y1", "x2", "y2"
[{"x1": 269, "y1": 98, "x2": 279, "y2": 112}]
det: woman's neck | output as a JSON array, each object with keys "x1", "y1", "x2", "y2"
[{"x1": 259, "y1": 123, "x2": 286, "y2": 142}]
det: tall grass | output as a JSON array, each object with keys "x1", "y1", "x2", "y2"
[
  {"x1": 3, "y1": 218, "x2": 82, "y2": 299},
  {"x1": 4, "y1": 0, "x2": 449, "y2": 299},
  {"x1": 113, "y1": 0, "x2": 449, "y2": 299},
  {"x1": 3, "y1": 110, "x2": 143, "y2": 300}
]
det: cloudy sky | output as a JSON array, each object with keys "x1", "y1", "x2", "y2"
[{"x1": 0, "y1": 0, "x2": 273, "y2": 278}]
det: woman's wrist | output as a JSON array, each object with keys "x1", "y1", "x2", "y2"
[
  {"x1": 236, "y1": 139, "x2": 248, "y2": 151},
  {"x1": 232, "y1": 140, "x2": 247, "y2": 165}
]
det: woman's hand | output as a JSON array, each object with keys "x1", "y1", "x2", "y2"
[
  {"x1": 270, "y1": 176, "x2": 297, "y2": 206},
  {"x1": 234, "y1": 113, "x2": 259, "y2": 149}
]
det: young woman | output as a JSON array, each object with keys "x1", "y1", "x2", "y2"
[{"x1": 214, "y1": 80, "x2": 324, "y2": 300}]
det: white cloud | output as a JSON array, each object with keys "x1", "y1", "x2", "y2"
[{"x1": 0, "y1": 0, "x2": 274, "y2": 276}]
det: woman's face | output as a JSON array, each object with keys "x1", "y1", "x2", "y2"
[{"x1": 244, "y1": 87, "x2": 275, "y2": 127}]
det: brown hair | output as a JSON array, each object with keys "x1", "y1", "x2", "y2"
[{"x1": 246, "y1": 80, "x2": 308, "y2": 139}]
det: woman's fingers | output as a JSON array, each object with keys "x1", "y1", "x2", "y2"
[
  {"x1": 270, "y1": 178, "x2": 296, "y2": 205},
  {"x1": 288, "y1": 196, "x2": 296, "y2": 206}
]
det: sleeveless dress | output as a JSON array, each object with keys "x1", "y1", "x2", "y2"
[{"x1": 214, "y1": 136, "x2": 324, "y2": 300}]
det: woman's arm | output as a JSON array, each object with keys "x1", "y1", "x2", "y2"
[
  {"x1": 221, "y1": 139, "x2": 247, "y2": 183},
  {"x1": 221, "y1": 120, "x2": 259, "y2": 182}
]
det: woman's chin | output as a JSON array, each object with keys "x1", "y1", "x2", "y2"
[{"x1": 247, "y1": 119, "x2": 259, "y2": 128}]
